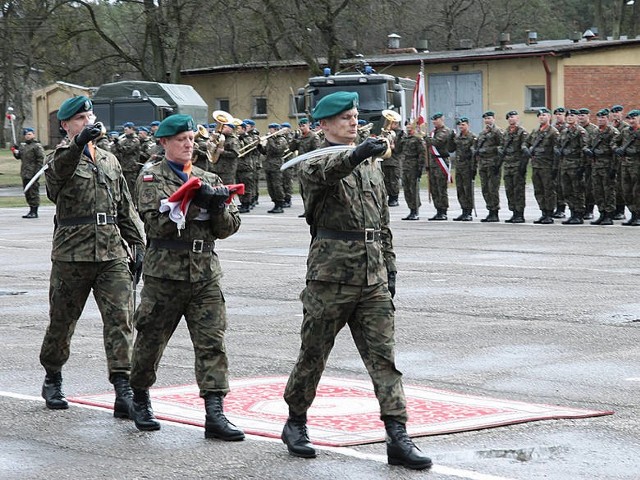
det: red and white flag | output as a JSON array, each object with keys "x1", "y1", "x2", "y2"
[{"x1": 411, "y1": 64, "x2": 427, "y2": 126}]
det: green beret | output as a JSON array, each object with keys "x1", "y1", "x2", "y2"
[
  {"x1": 578, "y1": 108, "x2": 590, "y2": 115},
  {"x1": 298, "y1": 117, "x2": 309, "y2": 125},
  {"x1": 312, "y1": 91, "x2": 359, "y2": 120},
  {"x1": 482, "y1": 111, "x2": 495, "y2": 118},
  {"x1": 430, "y1": 112, "x2": 443, "y2": 120},
  {"x1": 628, "y1": 110, "x2": 640, "y2": 118},
  {"x1": 553, "y1": 107, "x2": 566, "y2": 114},
  {"x1": 611, "y1": 105, "x2": 624, "y2": 113},
  {"x1": 536, "y1": 108, "x2": 551, "y2": 116},
  {"x1": 596, "y1": 108, "x2": 610, "y2": 117},
  {"x1": 567, "y1": 109, "x2": 580, "y2": 116},
  {"x1": 154, "y1": 114, "x2": 195, "y2": 138},
  {"x1": 456, "y1": 117, "x2": 469, "y2": 125},
  {"x1": 505, "y1": 110, "x2": 518, "y2": 119},
  {"x1": 57, "y1": 96, "x2": 92, "y2": 121}
]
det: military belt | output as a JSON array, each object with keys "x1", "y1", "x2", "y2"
[
  {"x1": 57, "y1": 213, "x2": 117, "y2": 226},
  {"x1": 149, "y1": 238, "x2": 215, "y2": 253},
  {"x1": 315, "y1": 228, "x2": 381, "y2": 243}
]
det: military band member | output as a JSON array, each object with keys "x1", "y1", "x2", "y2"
[
  {"x1": 557, "y1": 109, "x2": 588, "y2": 224},
  {"x1": 12, "y1": 127, "x2": 45, "y2": 219},
  {"x1": 380, "y1": 117, "x2": 403, "y2": 207},
  {"x1": 450, "y1": 117, "x2": 477, "y2": 221},
  {"x1": 212, "y1": 122, "x2": 240, "y2": 185},
  {"x1": 40, "y1": 96, "x2": 145, "y2": 417},
  {"x1": 476, "y1": 110, "x2": 504, "y2": 222},
  {"x1": 424, "y1": 112, "x2": 453, "y2": 220},
  {"x1": 400, "y1": 122, "x2": 427, "y2": 220},
  {"x1": 552, "y1": 107, "x2": 568, "y2": 218},
  {"x1": 281, "y1": 122, "x2": 295, "y2": 208},
  {"x1": 611, "y1": 105, "x2": 629, "y2": 219},
  {"x1": 236, "y1": 121, "x2": 257, "y2": 213},
  {"x1": 501, "y1": 111, "x2": 529, "y2": 223},
  {"x1": 137, "y1": 126, "x2": 155, "y2": 165},
  {"x1": 526, "y1": 108, "x2": 560, "y2": 224},
  {"x1": 577, "y1": 108, "x2": 598, "y2": 219},
  {"x1": 115, "y1": 121, "x2": 142, "y2": 196},
  {"x1": 289, "y1": 117, "x2": 321, "y2": 217}
]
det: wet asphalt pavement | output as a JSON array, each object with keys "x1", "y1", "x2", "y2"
[{"x1": 1, "y1": 185, "x2": 640, "y2": 480}]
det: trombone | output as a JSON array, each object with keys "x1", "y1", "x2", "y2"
[{"x1": 237, "y1": 127, "x2": 288, "y2": 158}]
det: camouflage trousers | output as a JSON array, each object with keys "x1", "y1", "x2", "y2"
[
  {"x1": 454, "y1": 162, "x2": 474, "y2": 211},
  {"x1": 382, "y1": 164, "x2": 401, "y2": 198},
  {"x1": 584, "y1": 167, "x2": 594, "y2": 207},
  {"x1": 22, "y1": 176, "x2": 40, "y2": 207},
  {"x1": 479, "y1": 164, "x2": 501, "y2": 211},
  {"x1": 591, "y1": 166, "x2": 616, "y2": 214},
  {"x1": 236, "y1": 169, "x2": 255, "y2": 205},
  {"x1": 401, "y1": 163, "x2": 422, "y2": 211},
  {"x1": 503, "y1": 163, "x2": 526, "y2": 212},
  {"x1": 428, "y1": 159, "x2": 450, "y2": 210},
  {"x1": 560, "y1": 166, "x2": 586, "y2": 215},
  {"x1": 622, "y1": 161, "x2": 640, "y2": 212},
  {"x1": 265, "y1": 169, "x2": 284, "y2": 203},
  {"x1": 282, "y1": 166, "x2": 295, "y2": 200},
  {"x1": 123, "y1": 169, "x2": 140, "y2": 200},
  {"x1": 532, "y1": 167, "x2": 557, "y2": 212},
  {"x1": 284, "y1": 280, "x2": 407, "y2": 423},
  {"x1": 40, "y1": 258, "x2": 133, "y2": 382},
  {"x1": 130, "y1": 275, "x2": 229, "y2": 398}
]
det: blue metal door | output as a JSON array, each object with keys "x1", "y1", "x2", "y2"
[{"x1": 428, "y1": 72, "x2": 483, "y2": 133}]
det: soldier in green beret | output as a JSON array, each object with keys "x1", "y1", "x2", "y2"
[
  {"x1": 475, "y1": 110, "x2": 504, "y2": 222},
  {"x1": 450, "y1": 117, "x2": 477, "y2": 221},
  {"x1": 557, "y1": 109, "x2": 589, "y2": 224},
  {"x1": 501, "y1": 111, "x2": 529, "y2": 223},
  {"x1": 618, "y1": 110, "x2": 640, "y2": 225},
  {"x1": 552, "y1": 107, "x2": 568, "y2": 218},
  {"x1": 39, "y1": 95, "x2": 146, "y2": 418},
  {"x1": 577, "y1": 108, "x2": 598, "y2": 219},
  {"x1": 610, "y1": 105, "x2": 629, "y2": 219},
  {"x1": 424, "y1": 112, "x2": 454, "y2": 220},
  {"x1": 281, "y1": 91, "x2": 432, "y2": 470},
  {"x1": 128, "y1": 114, "x2": 244, "y2": 441}
]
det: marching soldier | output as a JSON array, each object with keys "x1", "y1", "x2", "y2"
[
  {"x1": 212, "y1": 122, "x2": 240, "y2": 185},
  {"x1": 12, "y1": 127, "x2": 45, "y2": 219},
  {"x1": 611, "y1": 105, "x2": 629, "y2": 219},
  {"x1": 400, "y1": 122, "x2": 427, "y2": 220},
  {"x1": 557, "y1": 109, "x2": 588, "y2": 224},
  {"x1": 115, "y1": 121, "x2": 142, "y2": 196},
  {"x1": 450, "y1": 117, "x2": 477, "y2": 221},
  {"x1": 552, "y1": 107, "x2": 568, "y2": 218},
  {"x1": 577, "y1": 108, "x2": 598, "y2": 219},
  {"x1": 617, "y1": 110, "x2": 640, "y2": 225},
  {"x1": 500, "y1": 111, "x2": 529, "y2": 223},
  {"x1": 475, "y1": 111, "x2": 504, "y2": 222},
  {"x1": 525, "y1": 108, "x2": 560, "y2": 224}
]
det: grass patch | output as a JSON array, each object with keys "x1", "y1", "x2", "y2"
[{"x1": 0, "y1": 148, "x2": 22, "y2": 187}]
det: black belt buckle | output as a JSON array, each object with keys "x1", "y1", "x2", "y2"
[
  {"x1": 365, "y1": 228, "x2": 375, "y2": 243},
  {"x1": 192, "y1": 239, "x2": 204, "y2": 253},
  {"x1": 96, "y1": 213, "x2": 107, "y2": 226}
]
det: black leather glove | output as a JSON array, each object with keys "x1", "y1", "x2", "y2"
[
  {"x1": 349, "y1": 137, "x2": 388, "y2": 166},
  {"x1": 387, "y1": 271, "x2": 396, "y2": 299},
  {"x1": 583, "y1": 148, "x2": 594, "y2": 158},
  {"x1": 615, "y1": 147, "x2": 625, "y2": 157},
  {"x1": 192, "y1": 183, "x2": 229, "y2": 214},
  {"x1": 75, "y1": 122, "x2": 104, "y2": 147},
  {"x1": 129, "y1": 249, "x2": 144, "y2": 286}
]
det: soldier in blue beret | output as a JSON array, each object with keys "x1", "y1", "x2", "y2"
[
  {"x1": 281, "y1": 122, "x2": 292, "y2": 128},
  {"x1": 115, "y1": 121, "x2": 141, "y2": 194},
  {"x1": 281, "y1": 91, "x2": 431, "y2": 470},
  {"x1": 243, "y1": 119, "x2": 255, "y2": 126},
  {"x1": 129, "y1": 113, "x2": 244, "y2": 441},
  {"x1": 13, "y1": 126, "x2": 45, "y2": 219},
  {"x1": 425, "y1": 111, "x2": 453, "y2": 220},
  {"x1": 40, "y1": 95, "x2": 145, "y2": 418}
]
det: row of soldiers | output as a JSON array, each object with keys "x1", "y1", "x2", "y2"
[{"x1": 389, "y1": 105, "x2": 640, "y2": 225}]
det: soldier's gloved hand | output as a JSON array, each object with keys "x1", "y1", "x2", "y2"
[
  {"x1": 75, "y1": 122, "x2": 104, "y2": 147},
  {"x1": 521, "y1": 145, "x2": 531, "y2": 157},
  {"x1": 349, "y1": 137, "x2": 388, "y2": 166},
  {"x1": 615, "y1": 147, "x2": 625, "y2": 157},
  {"x1": 193, "y1": 183, "x2": 230, "y2": 214},
  {"x1": 583, "y1": 148, "x2": 594, "y2": 158},
  {"x1": 387, "y1": 271, "x2": 396, "y2": 299},
  {"x1": 129, "y1": 250, "x2": 144, "y2": 286},
  {"x1": 10, "y1": 145, "x2": 20, "y2": 159}
]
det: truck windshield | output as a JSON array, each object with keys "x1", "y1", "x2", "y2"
[
  {"x1": 312, "y1": 83, "x2": 387, "y2": 112},
  {"x1": 114, "y1": 103, "x2": 156, "y2": 129}
]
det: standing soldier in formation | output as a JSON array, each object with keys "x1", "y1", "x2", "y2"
[
  {"x1": 552, "y1": 107, "x2": 568, "y2": 219},
  {"x1": 115, "y1": 121, "x2": 142, "y2": 196},
  {"x1": 260, "y1": 123, "x2": 288, "y2": 213},
  {"x1": 475, "y1": 111, "x2": 504, "y2": 222},
  {"x1": 12, "y1": 127, "x2": 45, "y2": 219},
  {"x1": 400, "y1": 121, "x2": 426, "y2": 220},
  {"x1": 212, "y1": 122, "x2": 240, "y2": 185},
  {"x1": 450, "y1": 117, "x2": 476, "y2": 221},
  {"x1": 424, "y1": 112, "x2": 453, "y2": 220},
  {"x1": 557, "y1": 109, "x2": 588, "y2": 224},
  {"x1": 526, "y1": 108, "x2": 560, "y2": 224},
  {"x1": 380, "y1": 115, "x2": 403, "y2": 207},
  {"x1": 618, "y1": 110, "x2": 640, "y2": 225},
  {"x1": 610, "y1": 105, "x2": 629, "y2": 219},
  {"x1": 40, "y1": 95, "x2": 145, "y2": 417},
  {"x1": 500, "y1": 111, "x2": 529, "y2": 223},
  {"x1": 577, "y1": 108, "x2": 598, "y2": 219},
  {"x1": 585, "y1": 109, "x2": 620, "y2": 225},
  {"x1": 289, "y1": 117, "x2": 321, "y2": 217}
]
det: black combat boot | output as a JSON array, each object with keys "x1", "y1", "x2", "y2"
[
  {"x1": 599, "y1": 212, "x2": 614, "y2": 225},
  {"x1": 622, "y1": 212, "x2": 640, "y2": 226},
  {"x1": 402, "y1": 209, "x2": 419, "y2": 220},
  {"x1": 504, "y1": 211, "x2": 516, "y2": 223},
  {"x1": 238, "y1": 203, "x2": 251, "y2": 213},
  {"x1": 204, "y1": 393, "x2": 245, "y2": 441},
  {"x1": 130, "y1": 389, "x2": 161, "y2": 431},
  {"x1": 42, "y1": 371, "x2": 68, "y2": 409},
  {"x1": 388, "y1": 196, "x2": 399, "y2": 207},
  {"x1": 590, "y1": 211, "x2": 605, "y2": 225},
  {"x1": 112, "y1": 373, "x2": 133, "y2": 419},
  {"x1": 613, "y1": 204, "x2": 626, "y2": 220},
  {"x1": 384, "y1": 419, "x2": 432, "y2": 470},
  {"x1": 583, "y1": 205, "x2": 594, "y2": 220},
  {"x1": 268, "y1": 201, "x2": 284, "y2": 214},
  {"x1": 283, "y1": 195, "x2": 292, "y2": 208},
  {"x1": 481, "y1": 210, "x2": 499, "y2": 223},
  {"x1": 562, "y1": 211, "x2": 583, "y2": 225},
  {"x1": 539, "y1": 210, "x2": 554, "y2": 224},
  {"x1": 460, "y1": 209, "x2": 473, "y2": 221},
  {"x1": 23, "y1": 206, "x2": 38, "y2": 219},
  {"x1": 511, "y1": 211, "x2": 525, "y2": 223},
  {"x1": 428, "y1": 208, "x2": 447, "y2": 221},
  {"x1": 453, "y1": 210, "x2": 465, "y2": 221},
  {"x1": 552, "y1": 204, "x2": 566, "y2": 218},
  {"x1": 282, "y1": 412, "x2": 316, "y2": 458}
]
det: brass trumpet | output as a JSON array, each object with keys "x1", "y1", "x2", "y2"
[
  {"x1": 237, "y1": 127, "x2": 288, "y2": 158},
  {"x1": 358, "y1": 122, "x2": 374, "y2": 133},
  {"x1": 378, "y1": 109, "x2": 401, "y2": 159},
  {"x1": 194, "y1": 124, "x2": 209, "y2": 141},
  {"x1": 209, "y1": 110, "x2": 234, "y2": 163}
]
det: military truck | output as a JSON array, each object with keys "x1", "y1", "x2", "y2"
[
  {"x1": 91, "y1": 80, "x2": 209, "y2": 132},
  {"x1": 296, "y1": 66, "x2": 415, "y2": 134}
]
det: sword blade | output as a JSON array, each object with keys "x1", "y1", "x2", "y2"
[{"x1": 280, "y1": 145, "x2": 355, "y2": 171}]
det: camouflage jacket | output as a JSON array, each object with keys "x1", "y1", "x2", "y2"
[
  {"x1": 192, "y1": 138, "x2": 213, "y2": 172},
  {"x1": 475, "y1": 125, "x2": 504, "y2": 167},
  {"x1": 45, "y1": 142, "x2": 145, "y2": 262},
  {"x1": 501, "y1": 125, "x2": 529, "y2": 165},
  {"x1": 16, "y1": 139, "x2": 45, "y2": 178},
  {"x1": 115, "y1": 134, "x2": 141, "y2": 172},
  {"x1": 381, "y1": 127, "x2": 404, "y2": 167},
  {"x1": 237, "y1": 132, "x2": 259, "y2": 172},
  {"x1": 289, "y1": 131, "x2": 321, "y2": 155},
  {"x1": 425, "y1": 126, "x2": 453, "y2": 164},
  {"x1": 213, "y1": 134, "x2": 240, "y2": 177},
  {"x1": 526, "y1": 125, "x2": 559, "y2": 167},
  {"x1": 450, "y1": 131, "x2": 477, "y2": 168},
  {"x1": 590, "y1": 125, "x2": 620, "y2": 167},
  {"x1": 619, "y1": 127, "x2": 640, "y2": 165},
  {"x1": 557, "y1": 125, "x2": 588, "y2": 167},
  {"x1": 300, "y1": 142, "x2": 396, "y2": 286},
  {"x1": 139, "y1": 137, "x2": 156, "y2": 164},
  {"x1": 400, "y1": 134, "x2": 426, "y2": 170},
  {"x1": 261, "y1": 135, "x2": 288, "y2": 172},
  {"x1": 136, "y1": 160, "x2": 240, "y2": 282}
]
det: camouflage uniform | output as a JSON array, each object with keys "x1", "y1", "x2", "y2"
[
  {"x1": 40, "y1": 141, "x2": 145, "y2": 382},
  {"x1": 527, "y1": 125, "x2": 559, "y2": 216},
  {"x1": 15, "y1": 138, "x2": 45, "y2": 208},
  {"x1": 400, "y1": 133, "x2": 426, "y2": 213},
  {"x1": 261, "y1": 134, "x2": 288, "y2": 207},
  {"x1": 130, "y1": 160, "x2": 241, "y2": 397},
  {"x1": 213, "y1": 133, "x2": 240, "y2": 185},
  {"x1": 450, "y1": 129, "x2": 477, "y2": 216},
  {"x1": 619, "y1": 125, "x2": 640, "y2": 221},
  {"x1": 282, "y1": 131, "x2": 296, "y2": 206},
  {"x1": 381, "y1": 126, "x2": 403, "y2": 205},
  {"x1": 236, "y1": 130, "x2": 259, "y2": 210},
  {"x1": 284, "y1": 145, "x2": 406, "y2": 423},
  {"x1": 582, "y1": 123, "x2": 599, "y2": 215},
  {"x1": 139, "y1": 136, "x2": 156, "y2": 166},
  {"x1": 501, "y1": 125, "x2": 529, "y2": 216},
  {"x1": 115, "y1": 133, "x2": 142, "y2": 196},
  {"x1": 476, "y1": 124, "x2": 504, "y2": 213},
  {"x1": 589, "y1": 125, "x2": 620, "y2": 217},
  {"x1": 289, "y1": 129, "x2": 321, "y2": 209},
  {"x1": 558, "y1": 124, "x2": 588, "y2": 219},
  {"x1": 612, "y1": 119, "x2": 630, "y2": 216},
  {"x1": 553, "y1": 121, "x2": 568, "y2": 215},
  {"x1": 425, "y1": 125, "x2": 454, "y2": 215}
]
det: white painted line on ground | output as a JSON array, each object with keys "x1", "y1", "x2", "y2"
[{"x1": 0, "y1": 391, "x2": 517, "y2": 480}]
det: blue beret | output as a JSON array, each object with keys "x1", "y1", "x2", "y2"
[
  {"x1": 123, "y1": 122, "x2": 135, "y2": 128},
  {"x1": 596, "y1": 108, "x2": 610, "y2": 117},
  {"x1": 611, "y1": 105, "x2": 624, "y2": 113},
  {"x1": 23, "y1": 127, "x2": 34, "y2": 135},
  {"x1": 312, "y1": 91, "x2": 359, "y2": 120},
  {"x1": 243, "y1": 119, "x2": 255, "y2": 126},
  {"x1": 578, "y1": 108, "x2": 590, "y2": 115},
  {"x1": 482, "y1": 111, "x2": 495, "y2": 118},
  {"x1": 154, "y1": 114, "x2": 195, "y2": 138},
  {"x1": 281, "y1": 122, "x2": 292, "y2": 128},
  {"x1": 299, "y1": 118, "x2": 310, "y2": 125},
  {"x1": 150, "y1": 121, "x2": 161, "y2": 127},
  {"x1": 57, "y1": 96, "x2": 92, "y2": 121},
  {"x1": 108, "y1": 131, "x2": 119, "y2": 136},
  {"x1": 357, "y1": 119, "x2": 366, "y2": 125},
  {"x1": 268, "y1": 123, "x2": 280, "y2": 129},
  {"x1": 456, "y1": 117, "x2": 470, "y2": 125},
  {"x1": 138, "y1": 126, "x2": 150, "y2": 133},
  {"x1": 224, "y1": 123, "x2": 235, "y2": 129},
  {"x1": 430, "y1": 112, "x2": 443, "y2": 120},
  {"x1": 536, "y1": 108, "x2": 551, "y2": 116},
  {"x1": 505, "y1": 110, "x2": 518, "y2": 119},
  {"x1": 553, "y1": 107, "x2": 566, "y2": 114}
]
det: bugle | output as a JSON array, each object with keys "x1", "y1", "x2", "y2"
[
  {"x1": 378, "y1": 109, "x2": 401, "y2": 159},
  {"x1": 209, "y1": 110, "x2": 234, "y2": 163}
]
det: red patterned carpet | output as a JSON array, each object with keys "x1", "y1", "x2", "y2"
[{"x1": 70, "y1": 376, "x2": 612, "y2": 446}]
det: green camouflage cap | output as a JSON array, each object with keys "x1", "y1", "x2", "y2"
[
  {"x1": 57, "y1": 96, "x2": 92, "y2": 121},
  {"x1": 312, "y1": 91, "x2": 359, "y2": 120},
  {"x1": 154, "y1": 114, "x2": 195, "y2": 138}
]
